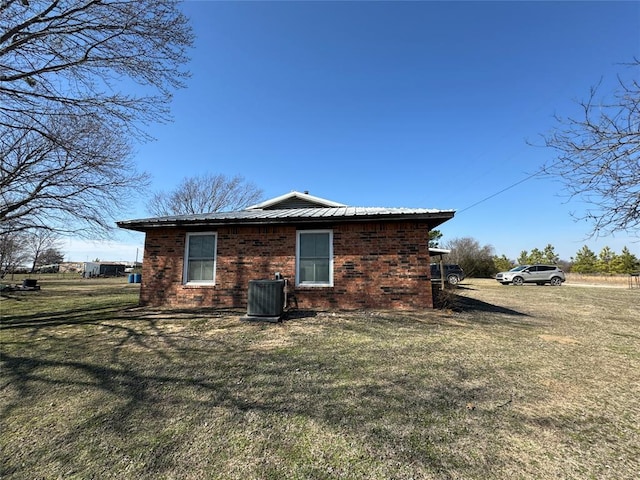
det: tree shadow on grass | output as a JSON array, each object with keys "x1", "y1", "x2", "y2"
[
  {"x1": 1, "y1": 299, "x2": 539, "y2": 479},
  {"x1": 0, "y1": 327, "x2": 517, "y2": 479},
  {"x1": 0, "y1": 304, "x2": 136, "y2": 329},
  {"x1": 434, "y1": 286, "x2": 529, "y2": 318},
  {"x1": 0, "y1": 304, "x2": 248, "y2": 330},
  {"x1": 450, "y1": 295, "x2": 529, "y2": 317}
]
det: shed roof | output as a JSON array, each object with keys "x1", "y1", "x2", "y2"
[{"x1": 117, "y1": 192, "x2": 455, "y2": 232}]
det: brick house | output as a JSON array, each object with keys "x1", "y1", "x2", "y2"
[{"x1": 117, "y1": 191, "x2": 455, "y2": 310}]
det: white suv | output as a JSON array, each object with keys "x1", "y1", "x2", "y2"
[{"x1": 496, "y1": 265, "x2": 566, "y2": 286}]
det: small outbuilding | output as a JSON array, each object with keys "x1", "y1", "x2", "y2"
[
  {"x1": 117, "y1": 191, "x2": 455, "y2": 310},
  {"x1": 82, "y1": 262, "x2": 126, "y2": 278}
]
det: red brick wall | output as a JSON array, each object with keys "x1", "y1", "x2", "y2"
[{"x1": 139, "y1": 222, "x2": 433, "y2": 310}]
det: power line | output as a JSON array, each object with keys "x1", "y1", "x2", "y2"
[{"x1": 457, "y1": 168, "x2": 546, "y2": 214}]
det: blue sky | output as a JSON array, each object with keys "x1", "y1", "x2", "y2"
[{"x1": 66, "y1": 0, "x2": 640, "y2": 263}]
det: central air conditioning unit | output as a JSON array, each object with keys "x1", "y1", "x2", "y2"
[{"x1": 245, "y1": 279, "x2": 285, "y2": 321}]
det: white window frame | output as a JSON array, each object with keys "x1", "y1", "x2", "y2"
[
  {"x1": 183, "y1": 232, "x2": 217, "y2": 285},
  {"x1": 296, "y1": 229, "x2": 333, "y2": 287}
]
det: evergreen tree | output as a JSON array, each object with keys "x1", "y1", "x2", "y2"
[
  {"x1": 596, "y1": 246, "x2": 616, "y2": 273},
  {"x1": 428, "y1": 230, "x2": 443, "y2": 248},
  {"x1": 517, "y1": 245, "x2": 558, "y2": 265},
  {"x1": 528, "y1": 248, "x2": 544, "y2": 264},
  {"x1": 542, "y1": 244, "x2": 560, "y2": 264},
  {"x1": 517, "y1": 250, "x2": 529, "y2": 265},
  {"x1": 571, "y1": 246, "x2": 598, "y2": 273},
  {"x1": 609, "y1": 247, "x2": 640, "y2": 274},
  {"x1": 493, "y1": 255, "x2": 514, "y2": 272}
]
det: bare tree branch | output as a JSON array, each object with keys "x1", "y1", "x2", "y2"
[
  {"x1": 148, "y1": 174, "x2": 264, "y2": 216},
  {"x1": 541, "y1": 59, "x2": 640, "y2": 237},
  {"x1": 1, "y1": 113, "x2": 150, "y2": 236},
  {"x1": 0, "y1": 230, "x2": 28, "y2": 277},
  {"x1": 0, "y1": 1, "x2": 193, "y2": 236}
]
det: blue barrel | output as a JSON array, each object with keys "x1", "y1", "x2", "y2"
[
  {"x1": 128, "y1": 273, "x2": 135, "y2": 283},
  {"x1": 134, "y1": 273, "x2": 142, "y2": 283}
]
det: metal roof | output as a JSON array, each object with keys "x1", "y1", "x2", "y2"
[
  {"x1": 429, "y1": 248, "x2": 452, "y2": 260},
  {"x1": 117, "y1": 206, "x2": 456, "y2": 232}
]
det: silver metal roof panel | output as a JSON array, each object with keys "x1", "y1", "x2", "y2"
[{"x1": 117, "y1": 206, "x2": 456, "y2": 231}]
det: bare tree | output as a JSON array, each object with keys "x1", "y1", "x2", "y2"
[
  {"x1": 24, "y1": 229, "x2": 62, "y2": 272},
  {"x1": 0, "y1": 1, "x2": 193, "y2": 235},
  {"x1": 0, "y1": 231, "x2": 28, "y2": 277},
  {"x1": 444, "y1": 237, "x2": 497, "y2": 278},
  {"x1": 148, "y1": 174, "x2": 264, "y2": 216},
  {"x1": 1, "y1": 114, "x2": 148, "y2": 235},
  {"x1": 541, "y1": 59, "x2": 640, "y2": 236}
]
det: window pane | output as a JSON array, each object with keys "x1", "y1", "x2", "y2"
[
  {"x1": 313, "y1": 234, "x2": 329, "y2": 256},
  {"x1": 313, "y1": 259, "x2": 329, "y2": 282},
  {"x1": 188, "y1": 236, "x2": 202, "y2": 258},
  {"x1": 300, "y1": 233, "x2": 329, "y2": 257},
  {"x1": 298, "y1": 260, "x2": 314, "y2": 283},
  {"x1": 189, "y1": 235, "x2": 215, "y2": 259},
  {"x1": 299, "y1": 235, "x2": 314, "y2": 257},
  {"x1": 299, "y1": 259, "x2": 329, "y2": 283},
  {"x1": 188, "y1": 260, "x2": 215, "y2": 282}
]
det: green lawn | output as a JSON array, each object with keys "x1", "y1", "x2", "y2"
[{"x1": 1, "y1": 278, "x2": 639, "y2": 479}]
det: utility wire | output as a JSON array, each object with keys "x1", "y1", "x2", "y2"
[{"x1": 457, "y1": 168, "x2": 546, "y2": 214}]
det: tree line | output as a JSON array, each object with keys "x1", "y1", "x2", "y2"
[{"x1": 432, "y1": 235, "x2": 640, "y2": 277}]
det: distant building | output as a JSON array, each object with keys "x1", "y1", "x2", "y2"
[{"x1": 82, "y1": 262, "x2": 126, "y2": 278}]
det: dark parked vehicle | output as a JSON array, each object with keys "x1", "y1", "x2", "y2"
[
  {"x1": 430, "y1": 264, "x2": 465, "y2": 285},
  {"x1": 495, "y1": 264, "x2": 566, "y2": 286}
]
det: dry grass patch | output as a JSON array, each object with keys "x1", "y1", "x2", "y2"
[
  {"x1": 566, "y1": 272, "x2": 636, "y2": 287},
  {"x1": 1, "y1": 278, "x2": 639, "y2": 479},
  {"x1": 538, "y1": 334, "x2": 580, "y2": 345}
]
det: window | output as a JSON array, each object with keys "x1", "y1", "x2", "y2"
[
  {"x1": 296, "y1": 230, "x2": 333, "y2": 286},
  {"x1": 184, "y1": 233, "x2": 217, "y2": 284}
]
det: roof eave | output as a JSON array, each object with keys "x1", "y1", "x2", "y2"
[{"x1": 117, "y1": 211, "x2": 455, "y2": 232}]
